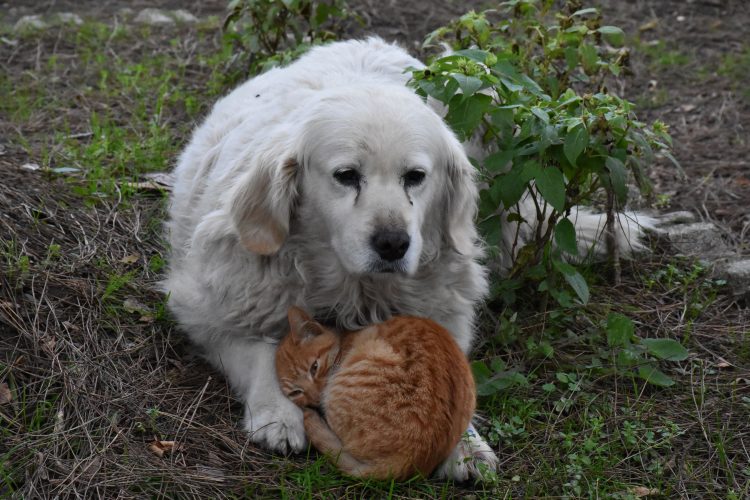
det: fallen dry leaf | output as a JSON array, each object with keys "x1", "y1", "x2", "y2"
[
  {"x1": 143, "y1": 171, "x2": 174, "y2": 188},
  {"x1": 632, "y1": 486, "x2": 659, "y2": 497},
  {"x1": 62, "y1": 321, "x2": 80, "y2": 332},
  {"x1": 148, "y1": 440, "x2": 180, "y2": 458},
  {"x1": 0, "y1": 382, "x2": 12, "y2": 404},
  {"x1": 120, "y1": 253, "x2": 141, "y2": 264},
  {"x1": 123, "y1": 172, "x2": 174, "y2": 193},
  {"x1": 41, "y1": 336, "x2": 56, "y2": 355},
  {"x1": 123, "y1": 180, "x2": 169, "y2": 192},
  {"x1": 639, "y1": 19, "x2": 658, "y2": 32},
  {"x1": 138, "y1": 314, "x2": 155, "y2": 324},
  {"x1": 123, "y1": 297, "x2": 149, "y2": 314}
]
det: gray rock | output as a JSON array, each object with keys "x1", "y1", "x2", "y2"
[
  {"x1": 133, "y1": 8, "x2": 198, "y2": 26},
  {"x1": 14, "y1": 14, "x2": 47, "y2": 31},
  {"x1": 659, "y1": 222, "x2": 733, "y2": 260},
  {"x1": 53, "y1": 13, "x2": 83, "y2": 26},
  {"x1": 134, "y1": 8, "x2": 174, "y2": 26},
  {"x1": 117, "y1": 8, "x2": 135, "y2": 20},
  {"x1": 172, "y1": 9, "x2": 198, "y2": 24},
  {"x1": 723, "y1": 259, "x2": 750, "y2": 297}
]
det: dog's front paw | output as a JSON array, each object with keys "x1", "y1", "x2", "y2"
[
  {"x1": 435, "y1": 424, "x2": 499, "y2": 482},
  {"x1": 244, "y1": 396, "x2": 306, "y2": 454}
]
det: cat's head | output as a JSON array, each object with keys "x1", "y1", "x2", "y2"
[{"x1": 275, "y1": 306, "x2": 341, "y2": 408}]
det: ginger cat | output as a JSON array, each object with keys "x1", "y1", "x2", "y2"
[{"x1": 275, "y1": 306, "x2": 476, "y2": 480}]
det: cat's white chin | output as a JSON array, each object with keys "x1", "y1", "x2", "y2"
[{"x1": 434, "y1": 423, "x2": 499, "y2": 482}]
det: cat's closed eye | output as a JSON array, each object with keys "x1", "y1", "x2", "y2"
[
  {"x1": 310, "y1": 360, "x2": 319, "y2": 376},
  {"x1": 287, "y1": 388, "x2": 303, "y2": 397}
]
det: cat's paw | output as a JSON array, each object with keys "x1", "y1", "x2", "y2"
[
  {"x1": 244, "y1": 396, "x2": 307, "y2": 454},
  {"x1": 435, "y1": 425, "x2": 499, "y2": 482}
]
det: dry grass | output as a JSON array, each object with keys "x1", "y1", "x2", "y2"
[{"x1": 1, "y1": 1, "x2": 750, "y2": 498}]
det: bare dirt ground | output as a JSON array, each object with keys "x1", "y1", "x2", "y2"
[{"x1": 1, "y1": 0, "x2": 749, "y2": 498}]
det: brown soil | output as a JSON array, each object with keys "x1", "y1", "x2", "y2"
[{"x1": 1, "y1": 1, "x2": 748, "y2": 498}]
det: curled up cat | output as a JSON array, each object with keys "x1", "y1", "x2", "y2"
[{"x1": 275, "y1": 306, "x2": 477, "y2": 480}]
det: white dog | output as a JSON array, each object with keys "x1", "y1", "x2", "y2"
[{"x1": 163, "y1": 37, "x2": 650, "y2": 480}]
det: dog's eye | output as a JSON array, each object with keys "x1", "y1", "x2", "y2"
[
  {"x1": 310, "y1": 359, "x2": 319, "y2": 376},
  {"x1": 403, "y1": 170, "x2": 426, "y2": 188},
  {"x1": 333, "y1": 168, "x2": 361, "y2": 188}
]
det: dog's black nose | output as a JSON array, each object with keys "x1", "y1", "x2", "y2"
[{"x1": 371, "y1": 229, "x2": 410, "y2": 261}]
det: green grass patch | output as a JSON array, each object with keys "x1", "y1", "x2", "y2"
[
  {"x1": 636, "y1": 39, "x2": 692, "y2": 70},
  {"x1": 718, "y1": 45, "x2": 750, "y2": 101},
  {"x1": 2, "y1": 20, "x2": 230, "y2": 203}
]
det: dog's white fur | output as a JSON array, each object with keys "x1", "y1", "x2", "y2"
[{"x1": 164, "y1": 37, "x2": 651, "y2": 480}]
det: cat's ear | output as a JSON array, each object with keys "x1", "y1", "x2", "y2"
[{"x1": 287, "y1": 306, "x2": 322, "y2": 343}]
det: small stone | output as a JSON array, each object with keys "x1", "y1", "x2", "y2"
[
  {"x1": 723, "y1": 259, "x2": 750, "y2": 296},
  {"x1": 171, "y1": 9, "x2": 198, "y2": 24},
  {"x1": 660, "y1": 222, "x2": 733, "y2": 260},
  {"x1": 118, "y1": 7, "x2": 135, "y2": 19},
  {"x1": 14, "y1": 15, "x2": 47, "y2": 32},
  {"x1": 53, "y1": 13, "x2": 83, "y2": 26},
  {"x1": 134, "y1": 8, "x2": 175, "y2": 26}
]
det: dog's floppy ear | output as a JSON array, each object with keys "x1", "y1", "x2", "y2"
[
  {"x1": 287, "y1": 306, "x2": 324, "y2": 343},
  {"x1": 229, "y1": 153, "x2": 298, "y2": 255},
  {"x1": 444, "y1": 138, "x2": 480, "y2": 255}
]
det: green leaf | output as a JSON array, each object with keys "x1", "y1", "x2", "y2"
[
  {"x1": 605, "y1": 156, "x2": 628, "y2": 204},
  {"x1": 490, "y1": 357, "x2": 506, "y2": 372},
  {"x1": 564, "y1": 47, "x2": 579, "y2": 72},
  {"x1": 554, "y1": 217, "x2": 578, "y2": 255},
  {"x1": 571, "y1": 7, "x2": 599, "y2": 16},
  {"x1": 598, "y1": 26, "x2": 626, "y2": 47},
  {"x1": 638, "y1": 364, "x2": 675, "y2": 387},
  {"x1": 495, "y1": 174, "x2": 525, "y2": 209},
  {"x1": 471, "y1": 360, "x2": 491, "y2": 382},
  {"x1": 531, "y1": 106, "x2": 550, "y2": 124},
  {"x1": 641, "y1": 338, "x2": 689, "y2": 361},
  {"x1": 452, "y1": 49, "x2": 490, "y2": 63},
  {"x1": 484, "y1": 150, "x2": 514, "y2": 173},
  {"x1": 553, "y1": 260, "x2": 589, "y2": 304},
  {"x1": 491, "y1": 160, "x2": 537, "y2": 209},
  {"x1": 534, "y1": 166, "x2": 566, "y2": 212},
  {"x1": 579, "y1": 43, "x2": 599, "y2": 74},
  {"x1": 452, "y1": 74, "x2": 484, "y2": 98},
  {"x1": 563, "y1": 270, "x2": 589, "y2": 304},
  {"x1": 478, "y1": 214, "x2": 503, "y2": 246},
  {"x1": 606, "y1": 313, "x2": 633, "y2": 348},
  {"x1": 564, "y1": 126, "x2": 589, "y2": 166},
  {"x1": 445, "y1": 93, "x2": 492, "y2": 140},
  {"x1": 472, "y1": 361, "x2": 527, "y2": 396}
]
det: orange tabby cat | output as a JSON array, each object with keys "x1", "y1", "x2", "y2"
[{"x1": 275, "y1": 306, "x2": 476, "y2": 480}]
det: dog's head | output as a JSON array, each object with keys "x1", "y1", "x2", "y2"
[{"x1": 228, "y1": 85, "x2": 479, "y2": 276}]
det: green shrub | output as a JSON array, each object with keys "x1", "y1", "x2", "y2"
[
  {"x1": 222, "y1": 0, "x2": 355, "y2": 81},
  {"x1": 410, "y1": 0, "x2": 678, "y2": 309}
]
